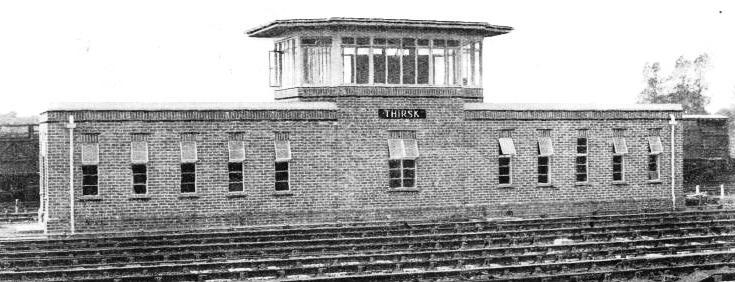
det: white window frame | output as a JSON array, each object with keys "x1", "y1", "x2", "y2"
[
  {"x1": 613, "y1": 154, "x2": 625, "y2": 182},
  {"x1": 537, "y1": 137, "x2": 553, "y2": 185},
  {"x1": 647, "y1": 136, "x2": 663, "y2": 181},
  {"x1": 339, "y1": 36, "x2": 475, "y2": 87},
  {"x1": 575, "y1": 137, "x2": 589, "y2": 183},
  {"x1": 387, "y1": 133, "x2": 419, "y2": 189}
]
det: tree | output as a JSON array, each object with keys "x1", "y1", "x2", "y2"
[{"x1": 638, "y1": 53, "x2": 710, "y2": 114}]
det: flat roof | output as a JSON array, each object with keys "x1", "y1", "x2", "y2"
[
  {"x1": 682, "y1": 114, "x2": 729, "y2": 120},
  {"x1": 247, "y1": 17, "x2": 513, "y2": 38},
  {"x1": 464, "y1": 103, "x2": 683, "y2": 112},
  {"x1": 44, "y1": 102, "x2": 338, "y2": 112}
]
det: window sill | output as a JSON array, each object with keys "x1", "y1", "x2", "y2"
[
  {"x1": 498, "y1": 184, "x2": 516, "y2": 189},
  {"x1": 128, "y1": 194, "x2": 152, "y2": 200},
  {"x1": 536, "y1": 184, "x2": 556, "y2": 188},
  {"x1": 79, "y1": 195, "x2": 102, "y2": 201},
  {"x1": 178, "y1": 194, "x2": 200, "y2": 199},
  {"x1": 226, "y1": 192, "x2": 247, "y2": 198},
  {"x1": 388, "y1": 188, "x2": 420, "y2": 192},
  {"x1": 647, "y1": 180, "x2": 663, "y2": 184},
  {"x1": 575, "y1": 182, "x2": 590, "y2": 186},
  {"x1": 272, "y1": 191, "x2": 294, "y2": 196},
  {"x1": 612, "y1": 181, "x2": 628, "y2": 186}
]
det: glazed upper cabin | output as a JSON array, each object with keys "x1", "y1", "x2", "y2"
[{"x1": 247, "y1": 18, "x2": 513, "y2": 101}]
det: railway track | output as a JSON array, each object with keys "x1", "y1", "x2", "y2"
[{"x1": 2, "y1": 210, "x2": 735, "y2": 281}]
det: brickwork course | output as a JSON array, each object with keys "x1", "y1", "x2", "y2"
[{"x1": 39, "y1": 18, "x2": 687, "y2": 233}]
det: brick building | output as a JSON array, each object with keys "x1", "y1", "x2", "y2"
[
  {"x1": 681, "y1": 115, "x2": 733, "y2": 193},
  {"x1": 0, "y1": 123, "x2": 39, "y2": 211},
  {"x1": 39, "y1": 18, "x2": 684, "y2": 234}
]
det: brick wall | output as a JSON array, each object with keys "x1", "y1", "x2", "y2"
[{"x1": 40, "y1": 94, "x2": 684, "y2": 233}]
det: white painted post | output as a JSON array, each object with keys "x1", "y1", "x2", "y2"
[
  {"x1": 696, "y1": 185, "x2": 700, "y2": 195},
  {"x1": 721, "y1": 184, "x2": 726, "y2": 200},
  {"x1": 14, "y1": 199, "x2": 18, "y2": 214}
]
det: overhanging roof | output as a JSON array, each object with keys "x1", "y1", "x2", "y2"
[
  {"x1": 464, "y1": 103, "x2": 684, "y2": 112},
  {"x1": 247, "y1": 17, "x2": 513, "y2": 38}
]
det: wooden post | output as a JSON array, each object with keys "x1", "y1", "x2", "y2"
[{"x1": 696, "y1": 185, "x2": 700, "y2": 194}]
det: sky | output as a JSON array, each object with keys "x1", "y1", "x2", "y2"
[{"x1": 0, "y1": 0, "x2": 734, "y2": 116}]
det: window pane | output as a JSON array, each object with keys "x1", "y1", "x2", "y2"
[
  {"x1": 432, "y1": 49, "x2": 445, "y2": 85},
  {"x1": 499, "y1": 167, "x2": 510, "y2": 175},
  {"x1": 83, "y1": 185, "x2": 98, "y2": 196},
  {"x1": 538, "y1": 157, "x2": 549, "y2": 165},
  {"x1": 538, "y1": 175, "x2": 548, "y2": 183},
  {"x1": 576, "y1": 174, "x2": 587, "y2": 182},
  {"x1": 387, "y1": 48, "x2": 401, "y2": 84},
  {"x1": 342, "y1": 48, "x2": 355, "y2": 83},
  {"x1": 133, "y1": 184, "x2": 146, "y2": 194},
  {"x1": 402, "y1": 46, "x2": 416, "y2": 84},
  {"x1": 229, "y1": 182, "x2": 243, "y2": 192},
  {"x1": 182, "y1": 173, "x2": 196, "y2": 183},
  {"x1": 576, "y1": 165, "x2": 587, "y2": 173},
  {"x1": 613, "y1": 173, "x2": 623, "y2": 181},
  {"x1": 613, "y1": 156, "x2": 622, "y2": 163},
  {"x1": 275, "y1": 181, "x2": 289, "y2": 191},
  {"x1": 417, "y1": 48, "x2": 429, "y2": 84},
  {"x1": 389, "y1": 179, "x2": 402, "y2": 188},
  {"x1": 181, "y1": 183, "x2": 195, "y2": 193},
  {"x1": 461, "y1": 43, "x2": 471, "y2": 85},
  {"x1": 446, "y1": 49, "x2": 457, "y2": 85},
  {"x1": 228, "y1": 162, "x2": 243, "y2": 172},
  {"x1": 356, "y1": 47, "x2": 370, "y2": 84},
  {"x1": 131, "y1": 141, "x2": 148, "y2": 163},
  {"x1": 373, "y1": 48, "x2": 386, "y2": 83},
  {"x1": 648, "y1": 171, "x2": 659, "y2": 180},
  {"x1": 403, "y1": 169, "x2": 415, "y2": 178},
  {"x1": 577, "y1": 138, "x2": 587, "y2": 146},
  {"x1": 82, "y1": 175, "x2": 98, "y2": 186},
  {"x1": 613, "y1": 163, "x2": 622, "y2": 171},
  {"x1": 132, "y1": 164, "x2": 146, "y2": 174},
  {"x1": 389, "y1": 169, "x2": 401, "y2": 178},
  {"x1": 275, "y1": 171, "x2": 289, "y2": 181},
  {"x1": 133, "y1": 174, "x2": 147, "y2": 184},
  {"x1": 181, "y1": 163, "x2": 195, "y2": 172},
  {"x1": 576, "y1": 156, "x2": 587, "y2": 164},
  {"x1": 389, "y1": 160, "x2": 401, "y2": 169},
  {"x1": 648, "y1": 136, "x2": 663, "y2": 154},
  {"x1": 498, "y1": 138, "x2": 516, "y2": 155},
  {"x1": 181, "y1": 141, "x2": 197, "y2": 162},
  {"x1": 402, "y1": 159, "x2": 415, "y2": 168},
  {"x1": 538, "y1": 166, "x2": 548, "y2": 174},
  {"x1": 275, "y1": 161, "x2": 289, "y2": 171},
  {"x1": 356, "y1": 37, "x2": 370, "y2": 45},
  {"x1": 473, "y1": 42, "x2": 481, "y2": 86},
  {"x1": 499, "y1": 157, "x2": 510, "y2": 166},
  {"x1": 499, "y1": 176, "x2": 510, "y2": 184},
  {"x1": 403, "y1": 179, "x2": 415, "y2": 187},
  {"x1": 82, "y1": 165, "x2": 97, "y2": 175},
  {"x1": 229, "y1": 172, "x2": 243, "y2": 182},
  {"x1": 302, "y1": 46, "x2": 332, "y2": 84}
]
